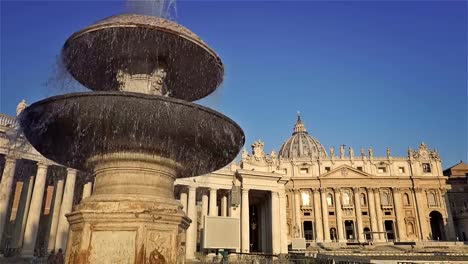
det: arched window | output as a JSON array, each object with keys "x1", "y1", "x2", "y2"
[
  {"x1": 327, "y1": 194, "x2": 334, "y2": 206},
  {"x1": 360, "y1": 193, "x2": 367, "y2": 206},
  {"x1": 330, "y1": 228, "x2": 337, "y2": 241},
  {"x1": 404, "y1": 193, "x2": 411, "y2": 205},
  {"x1": 381, "y1": 192, "x2": 390, "y2": 206},
  {"x1": 427, "y1": 192, "x2": 437, "y2": 206},
  {"x1": 342, "y1": 192, "x2": 350, "y2": 205},
  {"x1": 407, "y1": 222, "x2": 414, "y2": 234}
]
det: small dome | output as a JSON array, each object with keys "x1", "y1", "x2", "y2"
[{"x1": 279, "y1": 113, "x2": 328, "y2": 159}]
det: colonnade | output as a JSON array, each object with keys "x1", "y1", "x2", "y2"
[
  {"x1": 292, "y1": 187, "x2": 451, "y2": 243},
  {"x1": 178, "y1": 185, "x2": 288, "y2": 260},
  {"x1": 0, "y1": 155, "x2": 93, "y2": 256}
]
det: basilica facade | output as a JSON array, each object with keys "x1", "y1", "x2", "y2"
[{"x1": 0, "y1": 101, "x2": 461, "y2": 260}]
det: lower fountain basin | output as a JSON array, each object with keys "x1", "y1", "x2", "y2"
[{"x1": 19, "y1": 92, "x2": 244, "y2": 177}]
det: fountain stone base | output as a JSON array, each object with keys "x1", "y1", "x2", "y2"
[{"x1": 65, "y1": 153, "x2": 190, "y2": 264}]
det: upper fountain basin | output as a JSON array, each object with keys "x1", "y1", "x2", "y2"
[
  {"x1": 19, "y1": 92, "x2": 245, "y2": 177},
  {"x1": 62, "y1": 14, "x2": 224, "y2": 101}
]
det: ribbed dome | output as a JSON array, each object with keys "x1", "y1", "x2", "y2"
[{"x1": 279, "y1": 113, "x2": 328, "y2": 159}]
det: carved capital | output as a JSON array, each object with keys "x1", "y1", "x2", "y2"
[
  {"x1": 413, "y1": 187, "x2": 423, "y2": 192},
  {"x1": 391, "y1": 187, "x2": 402, "y2": 193},
  {"x1": 319, "y1": 187, "x2": 328, "y2": 193},
  {"x1": 352, "y1": 187, "x2": 360, "y2": 193},
  {"x1": 333, "y1": 187, "x2": 341, "y2": 193}
]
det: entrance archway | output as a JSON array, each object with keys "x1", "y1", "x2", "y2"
[
  {"x1": 429, "y1": 211, "x2": 444, "y2": 240},
  {"x1": 330, "y1": 228, "x2": 337, "y2": 241},
  {"x1": 384, "y1": 220, "x2": 395, "y2": 241},
  {"x1": 303, "y1": 221, "x2": 314, "y2": 241},
  {"x1": 363, "y1": 227, "x2": 371, "y2": 241}
]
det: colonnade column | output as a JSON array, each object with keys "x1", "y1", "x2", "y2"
[
  {"x1": 241, "y1": 188, "x2": 249, "y2": 253},
  {"x1": 367, "y1": 188, "x2": 379, "y2": 241},
  {"x1": 16, "y1": 176, "x2": 34, "y2": 248},
  {"x1": 201, "y1": 190, "x2": 209, "y2": 228},
  {"x1": 185, "y1": 186, "x2": 197, "y2": 260},
  {"x1": 278, "y1": 191, "x2": 288, "y2": 253},
  {"x1": 373, "y1": 188, "x2": 385, "y2": 241},
  {"x1": 320, "y1": 188, "x2": 330, "y2": 242},
  {"x1": 54, "y1": 168, "x2": 77, "y2": 251},
  {"x1": 22, "y1": 162, "x2": 48, "y2": 256},
  {"x1": 47, "y1": 178, "x2": 64, "y2": 251},
  {"x1": 353, "y1": 187, "x2": 363, "y2": 242},
  {"x1": 271, "y1": 191, "x2": 280, "y2": 254},
  {"x1": 414, "y1": 188, "x2": 429, "y2": 240},
  {"x1": 0, "y1": 156, "x2": 18, "y2": 241},
  {"x1": 313, "y1": 188, "x2": 323, "y2": 242},
  {"x1": 81, "y1": 182, "x2": 92, "y2": 200},
  {"x1": 334, "y1": 188, "x2": 345, "y2": 242},
  {"x1": 294, "y1": 190, "x2": 302, "y2": 237},
  {"x1": 392, "y1": 187, "x2": 406, "y2": 241},
  {"x1": 209, "y1": 188, "x2": 217, "y2": 216},
  {"x1": 221, "y1": 194, "x2": 228, "y2": 217},
  {"x1": 180, "y1": 190, "x2": 188, "y2": 214}
]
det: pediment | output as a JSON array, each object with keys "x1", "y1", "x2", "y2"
[{"x1": 319, "y1": 165, "x2": 372, "y2": 179}]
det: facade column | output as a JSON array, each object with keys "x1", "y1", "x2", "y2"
[
  {"x1": 47, "y1": 178, "x2": 64, "y2": 251},
  {"x1": 201, "y1": 190, "x2": 209, "y2": 228},
  {"x1": 81, "y1": 182, "x2": 92, "y2": 200},
  {"x1": 414, "y1": 188, "x2": 429, "y2": 240},
  {"x1": 278, "y1": 191, "x2": 288, "y2": 253},
  {"x1": 0, "y1": 156, "x2": 17, "y2": 242},
  {"x1": 334, "y1": 188, "x2": 345, "y2": 242},
  {"x1": 313, "y1": 188, "x2": 323, "y2": 242},
  {"x1": 294, "y1": 190, "x2": 302, "y2": 237},
  {"x1": 180, "y1": 190, "x2": 188, "y2": 214},
  {"x1": 353, "y1": 187, "x2": 363, "y2": 242},
  {"x1": 373, "y1": 188, "x2": 385, "y2": 241},
  {"x1": 320, "y1": 188, "x2": 330, "y2": 242},
  {"x1": 15, "y1": 176, "x2": 34, "y2": 248},
  {"x1": 271, "y1": 191, "x2": 280, "y2": 254},
  {"x1": 185, "y1": 186, "x2": 197, "y2": 260},
  {"x1": 241, "y1": 188, "x2": 249, "y2": 253},
  {"x1": 392, "y1": 187, "x2": 406, "y2": 241},
  {"x1": 209, "y1": 188, "x2": 218, "y2": 216},
  {"x1": 54, "y1": 168, "x2": 77, "y2": 251},
  {"x1": 22, "y1": 162, "x2": 48, "y2": 256},
  {"x1": 367, "y1": 188, "x2": 379, "y2": 242},
  {"x1": 221, "y1": 194, "x2": 228, "y2": 217}
]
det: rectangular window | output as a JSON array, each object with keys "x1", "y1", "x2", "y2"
[
  {"x1": 300, "y1": 168, "x2": 309, "y2": 174},
  {"x1": 362, "y1": 211, "x2": 368, "y2": 216},
  {"x1": 384, "y1": 211, "x2": 391, "y2": 216},
  {"x1": 357, "y1": 166, "x2": 363, "y2": 171},
  {"x1": 304, "y1": 212, "x2": 311, "y2": 216},
  {"x1": 329, "y1": 212, "x2": 335, "y2": 216},
  {"x1": 378, "y1": 167, "x2": 387, "y2": 173},
  {"x1": 398, "y1": 167, "x2": 405, "y2": 173},
  {"x1": 325, "y1": 167, "x2": 331, "y2": 172},
  {"x1": 422, "y1": 163, "x2": 431, "y2": 173}
]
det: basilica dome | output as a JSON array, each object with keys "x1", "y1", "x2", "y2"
[{"x1": 279, "y1": 113, "x2": 328, "y2": 159}]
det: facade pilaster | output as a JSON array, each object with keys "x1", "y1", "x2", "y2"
[
  {"x1": 294, "y1": 190, "x2": 302, "y2": 237},
  {"x1": 392, "y1": 187, "x2": 407, "y2": 241},
  {"x1": 414, "y1": 188, "x2": 430, "y2": 240},
  {"x1": 241, "y1": 188, "x2": 250, "y2": 253},
  {"x1": 271, "y1": 191, "x2": 280, "y2": 254},
  {"x1": 47, "y1": 179, "x2": 64, "y2": 251},
  {"x1": 353, "y1": 187, "x2": 363, "y2": 242},
  {"x1": 209, "y1": 188, "x2": 218, "y2": 216},
  {"x1": 367, "y1": 188, "x2": 379, "y2": 241},
  {"x1": 185, "y1": 186, "x2": 197, "y2": 260},
  {"x1": 313, "y1": 188, "x2": 323, "y2": 242},
  {"x1": 54, "y1": 168, "x2": 77, "y2": 251},
  {"x1": 22, "y1": 162, "x2": 48, "y2": 256},
  {"x1": 334, "y1": 188, "x2": 345, "y2": 242},
  {"x1": 320, "y1": 188, "x2": 330, "y2": 242},
  {"x1": 373, "y1": 188, "x2": 385, "y2": 241},
  {"x1": 441, "y1": 189, "x2": 456, "y2": 240},
  {"x1": 0, "y1": 156, "x2": 18, "y2": 242}
]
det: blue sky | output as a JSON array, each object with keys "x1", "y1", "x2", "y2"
[{"x1": 1, "y1": 1, "x2": 467, "y2": 168}]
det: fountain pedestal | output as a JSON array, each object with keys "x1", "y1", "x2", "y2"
[{"x1": 65, "y1": 153, "x2": 190, "y2": 264}]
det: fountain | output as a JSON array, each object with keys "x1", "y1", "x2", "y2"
[{"x1": 19, "y1": 14, "x2": 245, "y2": 263}]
